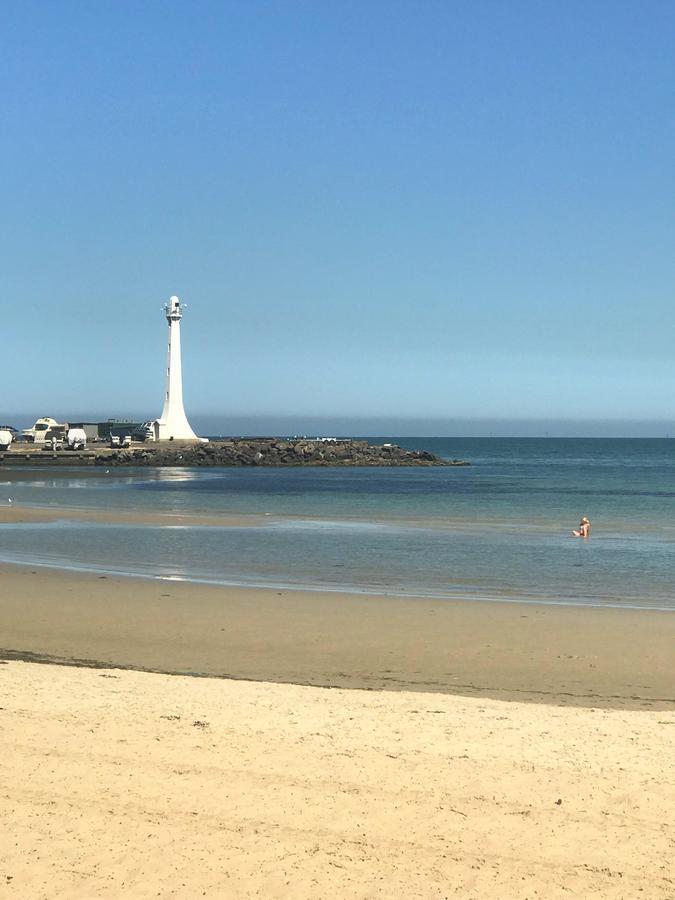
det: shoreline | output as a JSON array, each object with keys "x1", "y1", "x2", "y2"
[
  {"x1": 1, "y1": 563, "x2": 674, "y2": 710},
  {"x1": 2, "y1": 504, "x2": 675, "y2": 614},
  {"x1": 2, "y1": 554, "x2": 675, "y2": 614}
]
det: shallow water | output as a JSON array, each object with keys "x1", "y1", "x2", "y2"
[{"x1": 1, "y1": 438, "x2": 675, "y2": 609}]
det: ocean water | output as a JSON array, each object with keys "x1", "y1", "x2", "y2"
[{"x1": 1, "y1": 438, "x2": 675, "y2": 609}]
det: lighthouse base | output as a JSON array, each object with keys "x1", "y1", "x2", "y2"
[{"x1": 153, "y1": 416, "x2": 203, "y2": 442}]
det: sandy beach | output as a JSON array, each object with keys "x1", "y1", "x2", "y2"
[
  {"x1": 2, "y1": 659, "x2": 674, "y2": 898},
  {"x1": 1, "y1": 564, "x2": 674, "y2": 897}
]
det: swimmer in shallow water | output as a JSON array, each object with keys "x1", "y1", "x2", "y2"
[{"x1": 572, "y1": 516, "x2": 590, "y2": 538}]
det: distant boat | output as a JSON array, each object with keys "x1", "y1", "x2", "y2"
[
  {"x1": 21, "y1": 417, "x2": 67, "y2": 444},
  {"x1": 131, "y1": 421, "x2": 156, "y2": 442}
]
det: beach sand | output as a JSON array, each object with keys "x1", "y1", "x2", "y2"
[
  {"x1": 0, "y1": 505, "x2": 266, "y2": 528},
  {"x1": 2, "y1": 659, "x2": 674, "y2": 898},
  {"x1": 1, "y1": 564, "x2": 674, "y2": 897},
  {"x1": 1, "y1": 564, "x2": 674, "y2": 709}
]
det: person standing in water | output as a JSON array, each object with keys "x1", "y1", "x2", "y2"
[{"x1": 572, "y1": 516, "x2": 591, "y2": 537}]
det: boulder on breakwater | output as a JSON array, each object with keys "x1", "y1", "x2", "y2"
[{"x1": 95, "y1": 439, "x2": 469, "y2": 468}]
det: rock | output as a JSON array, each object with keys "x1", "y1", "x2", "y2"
[{"x1": 83, "y1": 438, "x2": 469, "y2": 468}]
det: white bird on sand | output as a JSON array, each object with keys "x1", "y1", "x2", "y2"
[{"x1": 7, "y1": 498, "x2": 12, "y2": 504}]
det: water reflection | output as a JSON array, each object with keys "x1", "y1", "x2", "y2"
[{"x1": 0, "y1": 519, "x2": 673, "y2": 610}]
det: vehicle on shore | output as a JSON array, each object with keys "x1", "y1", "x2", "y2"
[
  {"x1": 66, "y1": 428, "x2": 87, "y2": 451},
  {"x1": 0, "y1": 429, "x2": 13, "y2": 451},
  {"x1": 42, "y1": 436, "x2": 64, "y2": 451}
]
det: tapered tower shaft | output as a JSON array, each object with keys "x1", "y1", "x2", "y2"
[{"x1": 153, "y1": 296, "x2": 200, "y2": 441}]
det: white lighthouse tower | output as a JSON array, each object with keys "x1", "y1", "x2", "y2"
[{"x1": 153, "y1": 296, "x2": 201, "y2": 442}]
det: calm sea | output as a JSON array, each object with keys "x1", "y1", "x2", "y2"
[{"x1": 2, "y1": 438, "x2": 675, "y2": 610}]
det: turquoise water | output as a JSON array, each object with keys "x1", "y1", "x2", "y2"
[{"x1": 1, "y1": 438, "x2": 675, "y2": 609}]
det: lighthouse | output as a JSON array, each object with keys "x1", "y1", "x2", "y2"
[{"x1": 153, "y1": 296, "x2": 201, "y2": 442}]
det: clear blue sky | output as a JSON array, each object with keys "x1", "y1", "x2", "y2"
[{"x1": 3, "y1": 1, "x2": 675, "y2": 435}]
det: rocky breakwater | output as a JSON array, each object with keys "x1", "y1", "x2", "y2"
[{"x1": 96, "y1": 439, "x2": 468, "y2": 468}]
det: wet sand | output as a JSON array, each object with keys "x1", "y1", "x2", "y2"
[
  {"x1": 1, "y1": 563, "x2": 673, "y2": 709},
  {"x1": 0, "y1": 504, "x2": 266, "y2": 527}
]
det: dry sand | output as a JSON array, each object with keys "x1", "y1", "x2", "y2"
[{"x1": 1, "y1": 659, "x2": 674, "y2": 899}]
